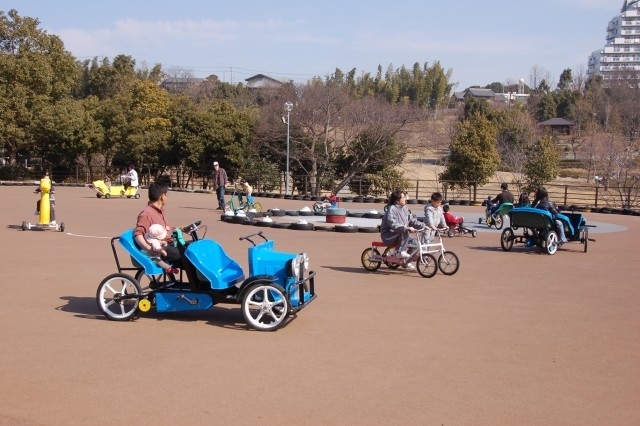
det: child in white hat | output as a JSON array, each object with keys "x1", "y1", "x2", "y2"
[{"x1": 144, "y1": 224, "x2": 178, "y2": 273}]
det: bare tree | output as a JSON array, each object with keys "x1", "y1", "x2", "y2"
[
  {"x1": 580, "y1": 129, "x2": 640, "y2": 208},
  {"x1": 529, "y1": 65, "x2": 551, "y2": 91}
]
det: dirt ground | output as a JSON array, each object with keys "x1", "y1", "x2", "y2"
[{"x1": 1, "y1": 185, "x2": 639, "y2": 426}]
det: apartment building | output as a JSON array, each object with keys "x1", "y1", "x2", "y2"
[{"x1": 587, "y1": 0, "x2": 640, "y2": 81}]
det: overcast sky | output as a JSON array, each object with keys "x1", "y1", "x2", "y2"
[{"x1": 6, "y1": 0, "x2": 620, "y2": 90}]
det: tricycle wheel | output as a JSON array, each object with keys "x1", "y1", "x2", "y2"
[
  {"x1": 494, "y1": 214, "x2": 504, "y2": 230},
  {"x1": 416, "y1": 253, "x2": 438, "y2": 278},
  {"x1": 96, "y1": 193, "x2": 102, "y2": 198},
  {"x1": 500, "y1": 228, "x2": 514, "y2": 251},
  {"x1": 96, "y1": 273, "x2": 142, "y2": 321},
  {"x1": 134, "y1": 193, "x2": 141, "y2": 199},
  {"x1": 59, "y1": 222, "x2": 65, "y2": 232},
  {"x1": 471, "y1": 230, "x2": 478, "y2": 238},
  {"x1": 447, "y1": 229, "x2": 455, "y2": 238},
  {"x1": 545, "y1": 231, "x2": 559, "y2": 255},
  {"x1": 382, "y1": 246, "x2": 400, "y2": 269},
  {"x1": 21, "y1": 220, "x2": 27, "y2": 231},
  {"x1": 478, "y1": 217, "x2": 482, "y2": 224},
  {"x1": 361, "y1": 247, "x2": 381, "y2": 271},
  {"x1": 252, "y1": 202, "x2": 263, "y2": 212},
  {"x1": 241, "y1": 283, "x2": 289, "y2": 331},
  {"x1": 104, "y1": 193, "x2": 111, "y2": 199},
  {"x1": 438, "y1": 251, "x2": 460, "y2": 275}
]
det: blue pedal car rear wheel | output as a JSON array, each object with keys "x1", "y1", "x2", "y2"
[{"x1": 97, "y1": 273, "x2": 141, "y2": 321}]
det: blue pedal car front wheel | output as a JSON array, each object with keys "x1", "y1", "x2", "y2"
[{"x1": 241, "y1": 283, "x2": 290, "y2": 331}]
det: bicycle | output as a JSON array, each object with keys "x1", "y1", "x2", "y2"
[
  {"x1": 312, "y1": 195, "x2": 339, "y2": 213},
  {"x1": 360, "y1": 229, "x2": 460, "y2": 278},
  {"x1": 224, "y1": 185, "x2": 262, "y2": 213}
]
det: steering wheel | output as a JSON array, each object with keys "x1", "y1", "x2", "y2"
[{"x1": 182, "y1": 220, "x2": 202, "y2": 235}]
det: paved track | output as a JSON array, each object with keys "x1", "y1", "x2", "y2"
[{"x1": 1, "y1": 186, "x2": 639, "y2": 426}]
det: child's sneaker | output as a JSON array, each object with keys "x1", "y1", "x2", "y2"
[
  {"x1": 398, "y1": 250, "x2": 410, "y2": 258},
  {"x1": 404, "y1": 262, "x2": 415, "y2": 269}
]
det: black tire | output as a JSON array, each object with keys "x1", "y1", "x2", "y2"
[
  {"x1": 59, "y1": 222, "x2": 65, "y2": 232},
  {"x1": 383, "y1": 246, "x2": 400, "y2": 269},
  {"x1": 501, "y1": 228, "x2": 514, "y2": 251},
  {"x1": 347, "y1": 212, "x2": 365, "y2": 218},
  {"x1": 494, "y1": 214, "x2": 504, "y2": 230},
  {"x1": 241, "y1": 283, "x2": 289, "y2": 331},
  {"x1": 312, "y1": 202, "x2": 324, "y2": 214},
  {"x1": 21, "y1": 220, "x2": 27, "y2": 231},
  {"x1": 478, "y1": 217, "x2": 482, "y2": 224},
  {"x1": 272, "y1": 222, "x2": 291, "y2": 229},
  {"x1": 269, "y1": 209, "x2": 285, "y2": 217},
  {"x1": 438, "y1": 251, "x2": 460, "y2": 275},
  {"x1": 334, "y1": 225, "x2": 358, "y2": 233},
  {"x1": 357, "y1": 227, "x2": 379, "y2": 233},
  {"x1": 298, "y1": 210, "x2": 315, "y2": 216},
  {"x1": 364, "y1": 212, "x2": 383, "y2": 219},
  {"x1": 96, "y1": 273, "x2": 141, "y2": 321},
  {"x1": 361, "y1": 247, "x2": 381, "y2": 271},
  {"x1": 416, "y1": 253, "x2": 438, "y2": 278},
  {"x1": 545, "y1": 231, "x2": 558, "y2": 255},
  {"x1": 471, "y1": 230, "x2": 478, "y2": 237},
  {"x1": 314, "y1": 225, "x2": 334, "y2": 231},
  {"x1": 96, "y1": 193, "x2": 101, "y2": 198},
  {"x1": 134, "y1": 193, "x2": 141, "y2": 199},
  {"x1": 290, "y1": 223, "x2": 315, "y2": 231},
  {"x1": 447, "y1": 229, "x2": 455, "y2": 238},
  {"x1": 285, "y1": 210, "x2": 299, "y2": 216},
  {"x1": 255, "y1": 220, "x2": 274, "y2": 227},
  {"x1": 105, "y1": 193, "x2": 111, "y2": 199}
]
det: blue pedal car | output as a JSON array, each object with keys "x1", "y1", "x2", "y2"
[
  {"x1": 96, "y1": 221, "x2": 317, "y2": 331},
  {"x1": 500, "y1": 207, "x2": 594, "y2": 255}
]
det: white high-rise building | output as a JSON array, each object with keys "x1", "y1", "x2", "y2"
[{"x1": 587, "y1": 0, "x2": 640, "y2": 81}]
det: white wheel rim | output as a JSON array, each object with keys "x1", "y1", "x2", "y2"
[
  {"x1": 243, "y1": 285, "x2": 287, "y2": 330},
  {"x1": 99, "y1": 277, "x2": 139, "y2": 319}
]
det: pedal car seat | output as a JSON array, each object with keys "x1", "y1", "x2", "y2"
[
  {"x1": 184, "y1": 240, "x2": 245, "y2": 290},
  {"x1": 557, "y1": 213, "x2": 581, "y2": 238},
  {"x1": 496, "y1": 202, "x2": 514, "y2": 215},
  {"x1": 510, "y1": 207, "x2": 554, "y2": 229},
  {"x1": 119, "y1": 229, "x2": 164, "y2": 275}
]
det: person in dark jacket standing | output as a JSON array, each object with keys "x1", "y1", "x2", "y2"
[{"x1": 212, "y1": 161, "x2": 228, "y2": 210}]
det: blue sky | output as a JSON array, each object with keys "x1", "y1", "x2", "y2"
[{"x1": 5, "y1": 0, "x2": 619, "y2": 90}]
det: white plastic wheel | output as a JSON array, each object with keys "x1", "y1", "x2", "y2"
[
  {"x1": 96, "y1": 273, "x2": 141, "y2": 321},
  {"x1": 241, "y1": 283, "x2": 289, "y2": 331}
]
